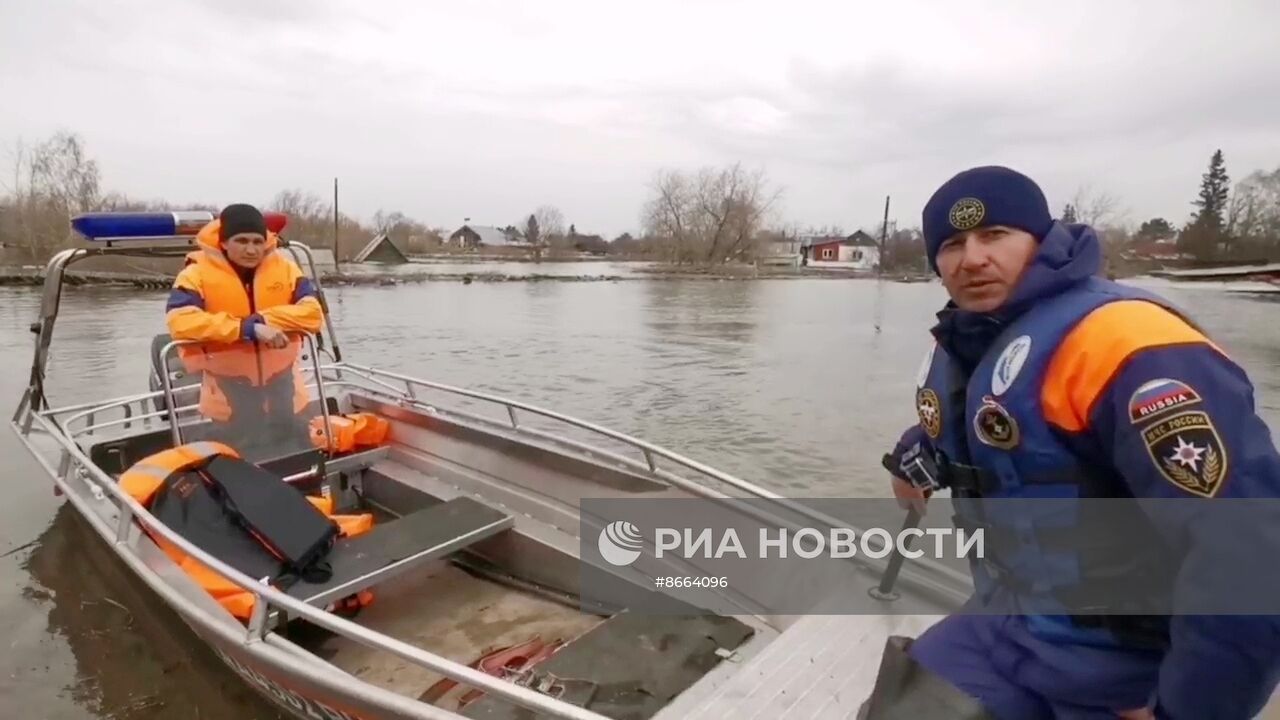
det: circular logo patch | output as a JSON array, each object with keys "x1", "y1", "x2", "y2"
[
  {"x1": 948, "y1": 197, "x2": 985, "y2": 231},
  {"x1": 973, "y1": 396, "x2": 1019, "y2": 449},
  {"x1": 917, "y1": 388, "x2": 942, "y2": 439},
  {"x1": 991, "y1": 335, "x2": 1031, "y2": 396}
]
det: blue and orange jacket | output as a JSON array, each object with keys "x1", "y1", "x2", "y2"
[
  {"x1": 893, "y1": 223, "x2": 1280, "y2": 719},
  {"x1": 165, "y1": 219, "x2": 323, "y2": 422}
]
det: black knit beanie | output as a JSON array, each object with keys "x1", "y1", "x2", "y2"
[{"x1": 218, "y1": 203, "x2": 267, "y2": 243}]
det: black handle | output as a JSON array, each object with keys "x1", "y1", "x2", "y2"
[{"x1": 869, "y1": 507, "x2": 922, "y2": 601}]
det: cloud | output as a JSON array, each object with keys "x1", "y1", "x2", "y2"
[{"x1": 1, "y1": 0, "x2": 1278, "y2": 236}]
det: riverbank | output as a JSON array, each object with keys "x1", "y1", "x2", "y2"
[
  {"x1": 0, "y1": 268, "x2": 175, "y2": 290},
  {"x1": 634, "y1": 263, "x2": 934, "y2": 282},
  {"x1": 0, "y1": 263, "x2": 940, "y2": 288}
]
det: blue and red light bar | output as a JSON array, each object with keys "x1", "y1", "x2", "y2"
[{"x1": 71, "y1": 211, "x2": 288, "y2": 241}]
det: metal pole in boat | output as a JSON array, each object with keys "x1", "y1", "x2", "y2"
[
  {"x1": 870, "y1": 443, "x2": 921, "y2": 599},
  {"x1": 333, "y1": 177, "x2": 341, "y2": 272},
  {"x1": 869, "y1": 506, "x2": 921, "y2": 602}
]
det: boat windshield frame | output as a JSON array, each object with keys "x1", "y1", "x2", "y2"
[{"x1": 15, "y1": 237, "x2": 343, "y2": 419}]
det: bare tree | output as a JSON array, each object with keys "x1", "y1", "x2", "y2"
[
  {"x1": 371, "y1": 208, "x2": 438, "y2": 254},
  {"x1": 372, "y1": 209, "x2": 405, "y2": 234},
  {"x1": 642, "y1": 169, "x2": 694, "y2": 263},
  {"x1": 3, "y1": 132, "x2": 103, "y2": 261},
  {"x1": 1228, "y1": 169, "x2": 1280, "y2": 258},
  {"x1": 1069, "y1": 185, "x2": 1123, "y2": 228},
  {"x1": 641, "y1": 163, "x2": 781, "y2": 265},
  {"x1": 271, "y1": 189, "x2": 334, "y2": 249},
  {"x1": 533, "y1": 205, "x2": 565, "y2": 245},
  {"x1": 803, "y1": 224, "x2": 846, "y2": 237}
]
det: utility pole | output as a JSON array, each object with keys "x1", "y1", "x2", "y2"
[
  {"x1": 879, "y1": 194, "x2": 891, "y2": 277},
  {"x1": 873, "y1": 194, "x2": 891, "y2": 335},
  {"x1": 333, "y1": 177, "x2": 340, "y2": 271}
]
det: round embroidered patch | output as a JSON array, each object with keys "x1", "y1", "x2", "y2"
[
  {"x1": 948, "y1": 197, "x2": 985, "y2": 231},
  {"x1": 917, "y1": 388, "x2": 942, "y2": 439},
  {"x1": 973, "y1": 396, "x2": 1019, "y2": 450}
]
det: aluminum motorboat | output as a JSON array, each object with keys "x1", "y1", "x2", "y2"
[{"x1": 11, "y1": 211, "x2": 971, "y2": 720}]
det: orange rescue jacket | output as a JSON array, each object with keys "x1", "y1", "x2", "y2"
[
  {"x1": 120, "y1": 441, "x2": 373, "y2": 620},
  {"x1": 165, "y1": 220, "x2": 323, "y2": 422}
]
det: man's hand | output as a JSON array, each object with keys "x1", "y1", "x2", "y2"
[
  {"x1": 891, "y1": 475, "x2": 930, "y2": 515},
  {"x1": 1115, "y1": 707, "x2": 1154, "y2": 719},
  {"x1": 254, "y1": 323, "x2": 288, "y2": 349}
]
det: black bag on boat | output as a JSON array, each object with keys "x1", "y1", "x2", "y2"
[
  {"x1": 149, "y1": 455, "x2": 339, "y2": 586},
  {"x1": 856, "y1": 636, "x2": 995, "y2": 720}
]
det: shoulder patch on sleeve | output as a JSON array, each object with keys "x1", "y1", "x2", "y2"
[
  {"x1": 1042, "y1": 300, "x2": 1216, "y2": 432},
  {"x1": 1140, "y1": 410, "x2": 1228, "y2": 497},
  {"x1": 1128, "y1": 378, "x2": 1203, "y2": 424}
]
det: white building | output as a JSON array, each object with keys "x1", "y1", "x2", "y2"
[{"x1": 800, "y1": 231, "x2": 881, "y2": 270}]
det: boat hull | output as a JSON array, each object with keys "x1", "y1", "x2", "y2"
[{"x1": 18, "y1": 418, "x2": 464, "y2": 720}]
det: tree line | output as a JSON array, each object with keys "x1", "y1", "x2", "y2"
[
  {"x1": 0, "y1": 132, "x2": 619, "y2": 264},
  {"x1": 3, "y1": 131, "x2": 1278, "y2": 270},
  {"x1": 1170, "y1": 150, "x2": 1280, "y2": 262}
]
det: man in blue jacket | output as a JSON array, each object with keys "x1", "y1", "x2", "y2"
[{"x1": 884, "y1": 165, "x2": 1280, "y2": 719}]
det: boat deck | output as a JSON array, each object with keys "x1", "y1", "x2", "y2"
[
  {"x1": 291, "y1": 560, "x2": 604, "y2": 713},
  {"x1": 657, "y1": 613, "x2": 942, "y2": 720}
]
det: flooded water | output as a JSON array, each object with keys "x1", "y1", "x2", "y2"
[
  {"x1": 2, "y1": 274, "x2": 1279, "y2": 718},
  {"x1": 354, "y1": 259, "x2": 657, "y2": 278}
]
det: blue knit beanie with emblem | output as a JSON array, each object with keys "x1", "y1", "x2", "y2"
[{"x1": 921, "y1": 165, "x2": 1054, "y2": 273}]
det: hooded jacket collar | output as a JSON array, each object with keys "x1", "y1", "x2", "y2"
[
  {"x1": 192, "y1": 219, "x2": 279, "y2": 278},
  {"x1": 930, "y1": 221, "x2": 1103, "y2": 372}
]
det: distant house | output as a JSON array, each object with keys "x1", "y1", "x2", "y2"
[
  {"x1": 570, "y1": 233, "x2": 609, "y2": 255},
  {"x1": 449, "y1": 224, "x2": 525, "y2": 248},
  {"x1": 353, "y1": 234, "x2": 409, "y2": 264},
  {"x1": 801, "y1": 230, "x2": 880, "y2": 270},
  {"x1": 758, "y1": 235, "x2": 801, "y2": 267}
]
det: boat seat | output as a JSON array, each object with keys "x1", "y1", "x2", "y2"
[{"x1": 286, "y1": 497, "x2": 513, "y2": 609}]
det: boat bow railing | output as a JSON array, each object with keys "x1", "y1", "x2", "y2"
[{"x1": 320, "y1": 363, "x2": 974, "y2": 605}]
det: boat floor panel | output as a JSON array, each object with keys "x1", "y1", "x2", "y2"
[
  {"x1": 460, "y1": 611, "x2": 756, "y2": 720},
  {"x1": 662, "y1": 613, "x2": 943, "y2": 720},
  {"x1": 295, "y1": 561, "x2": 603, "y2": 710}
]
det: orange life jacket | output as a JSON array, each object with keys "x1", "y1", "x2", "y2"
[
  {"x1": 170, "y1": 220, "x2": 312, "y2": 423},
  {"x1": 120, "y1": 442, "x2": 373, "y2": 620}
]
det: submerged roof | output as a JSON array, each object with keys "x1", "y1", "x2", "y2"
[
  {"x1": 452, "y1": 225, "x2": 520, "y2": 246},
  {"x1": 353, "y1": 234, "x2": 409, "y2": 264}
]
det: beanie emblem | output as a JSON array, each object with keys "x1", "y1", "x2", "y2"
[{"x1": 948, "y1": 197, "x2": 986, "y2": 231}]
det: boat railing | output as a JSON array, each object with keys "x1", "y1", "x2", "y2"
[
  {"x1": 12, "y1": 396, "x2": 614, "y2": 720},
  {"x1": 34, "y1": 350, "x2": 970, "y2": 602},
  {"x1": 336, "y1": 362, "x2": 787, "y2": 500},
  {"x1": 322, "y1": 364, "x2": 973, "y2": 602},
  {"x1": 54, "y1": 379, "x2": 374, "y2": 441}
]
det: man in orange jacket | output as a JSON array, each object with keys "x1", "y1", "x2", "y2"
[{"x1": 165, "y1": 203, "x2": 324, "y2": 456}]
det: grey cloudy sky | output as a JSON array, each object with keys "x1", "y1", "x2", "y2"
[{"x1": 2, "y1": 0, "x2": 1277, "y2": 238}]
